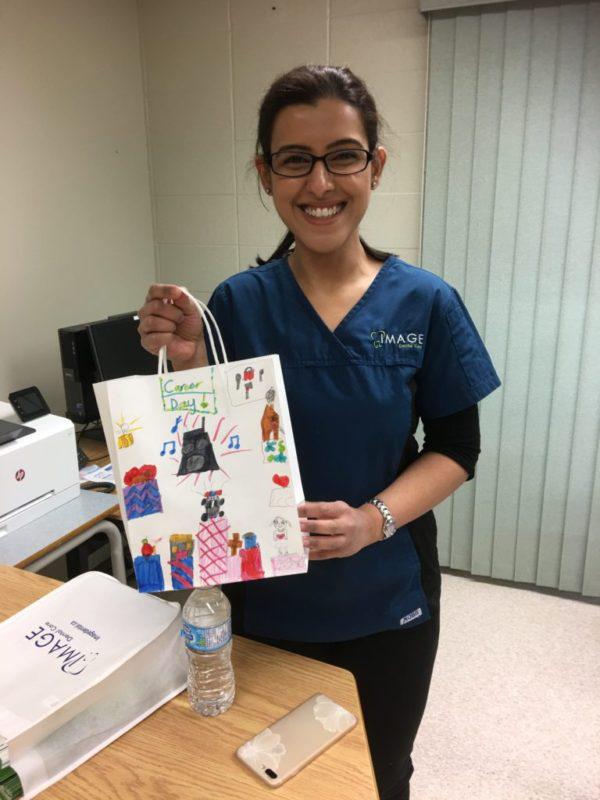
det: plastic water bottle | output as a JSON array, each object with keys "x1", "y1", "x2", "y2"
[{"x1": 181, "y1": 586, "x2": 235, "y2": 716}]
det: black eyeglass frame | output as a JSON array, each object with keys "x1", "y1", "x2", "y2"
[{"x1": 266, "y1": 148, "x2": 374, "y2": 177}]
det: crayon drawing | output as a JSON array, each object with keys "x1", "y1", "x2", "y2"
[
  {"x1": 177, "y1": 419, "x2": 220, "y2": 476},
  {"x1": 160, "y1": 370, "x2": 218, "y2": 415},
  {"x1": 96, "y1": 354, "x2": 306, "y2": 592},
  {"x1": 169, "y1": 534, "x2": 194, "y2": 589},
  {"x1": 240, "y1": 533, "x2": 265, "y2": 580},
  {"x1": 227, "y1": 360, "x2": 276, "y2": 407},
  {"x1": 133, "y1": 538, "x2": 164, "y2": 592},
  {"x1": 196, "y1": 515, "x2": 230, "y2": 585},
  {"x1": 263, "y1": 439, "x2": 287, "y2": 464},
  {"x1": 226, "y1": 532, "x2": 243, "y2": 582},
  {"x1": 123, "y1": 465, "x2": 163, "y2": 520},
  {"x1": 201, "y1": 490, "x2": 225, "y2": 521},
  {"x1": 115, "y1": 413, "x2": 142, "y2": 449}
]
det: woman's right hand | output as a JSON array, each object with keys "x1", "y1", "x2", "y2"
[{"x1": 138, "y1": 284, "x2": 205, "y2": 369}]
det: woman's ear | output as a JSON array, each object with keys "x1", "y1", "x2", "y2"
[
  {"x1": 255, "y1": 155, "x2": 272, "y2": 194},
  {"x1": 371, "y1": 145, "x2": 387, "y2": 186}
]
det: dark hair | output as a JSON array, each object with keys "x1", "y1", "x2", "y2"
[{"x1": 253, "y1": 64, "x2": 393, "y2": 266}]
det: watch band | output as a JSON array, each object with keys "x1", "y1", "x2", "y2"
[{"x1": 368, "y1": 498, "x2": 397, "y2": 539}]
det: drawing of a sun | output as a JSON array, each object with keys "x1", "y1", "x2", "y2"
[{"x1": 115, "y1": 413, "x2": 143, "y2": 449}]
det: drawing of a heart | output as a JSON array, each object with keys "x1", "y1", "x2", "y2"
[{"x1": 272, "y1": 474, "x2": 289, "y2": 488}]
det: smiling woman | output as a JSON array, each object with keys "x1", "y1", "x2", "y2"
[
  {"x1": 137, "y1": 64, "x2": 501, "y2": 800},
  {"x1": 253, "y1": 66, "x2": 390, "y2": 268}
]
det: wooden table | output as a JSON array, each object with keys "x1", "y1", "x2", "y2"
[{"x1": 0, "y1": 567, "x2": 378, "y2": 799}]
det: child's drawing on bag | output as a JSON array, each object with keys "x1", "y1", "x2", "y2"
[
  {"x1": 240, "y1": 532, "x2": 265, "y2": 580},
  {"x1": 226, "y1": 532, "x2": 243, "y2": 581},
  {"x1": 261, "y1": 388, "x2": 287, "y2": 463},
  {"x1": 169, "y1": 534, "x2": 195, "y2": 589},
  {"x1": 270, "y1": 473, "x2": 295, "y2": 508},
  {"x1": 269, "y1": 515, "x2": 306, "y2": 576},
  {"x1": 196, "y1": 511, "x2": 230, "y2": 585},
  {"x1": 133, "y1": 537, "x2": 164, "y2": 592},
  {"x1": 227, "y1": 360, "x2": 275, "y2": 406},
  {"x1": 97, "y1": 354, "x2": 306, "y2": 592},
  {"x1": 271, "y1": 516, "x2": 291, "y2": 554},
  {"x1": 123, "y1": 465, "x2": 163, "y2": 520},
  {"x1": 160, "y1": 371, "x2": 218, "y2": 415},
  {"x1": 115, "y1": 413, "x2": 142, "y2": 449},
  {"x1": 177, "y1": 419, "x2": 220, "y2": 476}
]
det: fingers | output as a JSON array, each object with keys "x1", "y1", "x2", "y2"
[
  {"x1": 139, "y1": 331, "x2": 176, "y2": 356},
  {"x1": 144, "y1": 283, "x2": 199, "y2": 316},
  {"x1": 299, "y1": 517, "x2": 338, "y2": 535},
  {"x1": 138, "y1": 314, "x2": 178, "y2": 336},
  {"x1": 139, "y1": 299, "x2": 184, "y2": 325},
  {"x1": 298, "y1": 500, "x2": 347, "y2": 520},
  {"x1": 307, "y1": 534, "x2": 347, "y2": 560}
]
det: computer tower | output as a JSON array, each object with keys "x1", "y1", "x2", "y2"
[{"x1": 58, "y1": 323, "x2": 100, "y2": 423}]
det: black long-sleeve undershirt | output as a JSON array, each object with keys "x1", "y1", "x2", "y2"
[{"x1": 421, "y1": 404, "x2": 481, "y2": 480}]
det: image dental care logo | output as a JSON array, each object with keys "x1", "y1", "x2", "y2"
[{"x1": 370, "y1": 330, "x2": 424, "y2": 349}]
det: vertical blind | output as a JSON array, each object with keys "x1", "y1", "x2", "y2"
[{"x1": 422, "y1": 0, "x2": 600, "y2": 596}]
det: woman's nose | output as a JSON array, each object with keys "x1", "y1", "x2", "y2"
[{"x1": 305, "y1": 160, "x2": 335, "y2": 195}]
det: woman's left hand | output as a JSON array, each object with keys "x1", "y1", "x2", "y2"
[{"x1": 299, "y1": 501, "x2": 383, "y2": 560}]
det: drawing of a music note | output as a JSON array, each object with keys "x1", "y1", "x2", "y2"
[
  {"x1": 228, "y1": 434, "x2": 240, "y2": 450},
  {"x1": 160, "y1": 440, "x2": 176, "y2": 456},
  {"x1": 170, "y1": 416, "x2": 183, "y2": 434}
]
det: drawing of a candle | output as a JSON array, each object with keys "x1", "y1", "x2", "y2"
[{"x1": 169, "y1": 534, "x2": 194, "y2": 590}]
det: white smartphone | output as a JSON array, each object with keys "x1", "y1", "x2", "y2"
[{"x1": 236, "y1": 693, "x2": 357, "y2": 788}]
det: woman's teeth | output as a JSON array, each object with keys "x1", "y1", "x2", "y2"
[{"x1": 301, "y1": 203, "x2": 344, "y2": 218}]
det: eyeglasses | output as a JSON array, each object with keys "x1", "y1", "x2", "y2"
[{"x1": 267, "y1": 148, "x2": 373, "y2": 177}]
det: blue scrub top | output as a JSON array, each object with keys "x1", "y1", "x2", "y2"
[{"x1": 206, "y1": 254, "x2": 500, "y2": 642}]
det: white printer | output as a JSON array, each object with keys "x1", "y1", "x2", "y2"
[{"x1": 0, "y1": 401, "x2": 80, "y2": 536}]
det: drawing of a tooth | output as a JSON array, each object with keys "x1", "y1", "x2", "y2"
[{"x1": 235, "y1": 373, "x2": 242, "y2": 390}]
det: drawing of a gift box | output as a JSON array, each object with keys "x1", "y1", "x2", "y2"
[{"x1": 123, "y1": 464, "x2": 163, "y2": 520}]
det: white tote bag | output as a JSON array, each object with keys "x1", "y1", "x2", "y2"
[
  {"x1": 93, "y1": 294, "x2": 307, "y2": 593},
  {"x1": 0, "y1": 571, "x2": 186, "y2": 799}
]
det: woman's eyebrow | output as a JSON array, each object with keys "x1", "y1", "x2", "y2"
[{"x1": 275, "y1": 138, "x2": 365, "y2": 152}]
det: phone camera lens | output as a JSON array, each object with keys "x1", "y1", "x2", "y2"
[{"x1": 265, "y1": 769, "x2": 278, "y2": 779}]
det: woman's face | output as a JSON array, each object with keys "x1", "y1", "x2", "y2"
[{"x1": 257, "y1": 98, "x2": 386, "y2": 257}]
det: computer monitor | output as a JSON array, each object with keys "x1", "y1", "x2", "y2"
[
  {"x1": 59, "y1": 313, "x2": 162, "y2": 424},
  {"x1": 87, "y1": 314, "x2": 158, "y2": 381}
]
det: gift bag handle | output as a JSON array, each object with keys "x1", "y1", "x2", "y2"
[{"x1": 157, "y1": 291, "x2": 229, "y2": 375}]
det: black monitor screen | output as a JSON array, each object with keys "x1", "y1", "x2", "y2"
[{"x1": 88, "y1": 315, "x2": 158, "y2": 380}]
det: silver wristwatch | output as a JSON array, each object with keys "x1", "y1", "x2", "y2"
[{"x1": 368, "y1": 498, "x2": 397, "y2": 539}]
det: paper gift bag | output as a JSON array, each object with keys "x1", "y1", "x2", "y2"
[
  {"x1": 0, "y1": 571, "x2": 186, "y2": 799},
  {"x1": 94, "y1": 295, "x2": 307, "y2": 592}
]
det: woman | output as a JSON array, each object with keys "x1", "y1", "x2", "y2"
[{"x1": 138, "y1": 65, "x2": 500, "y2": 800}]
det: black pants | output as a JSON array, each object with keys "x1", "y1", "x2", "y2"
[{"x1": 226, "y1": 584, "x2": 440, "y2": 800}]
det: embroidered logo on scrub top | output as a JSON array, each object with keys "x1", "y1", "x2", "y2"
[{"x1": 370, "y1": 331, "x2": 424, "y2": 350}]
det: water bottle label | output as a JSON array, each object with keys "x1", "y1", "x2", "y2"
[{"x1": 181, "y1": 619, "x2": 231, "y2": 653}]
